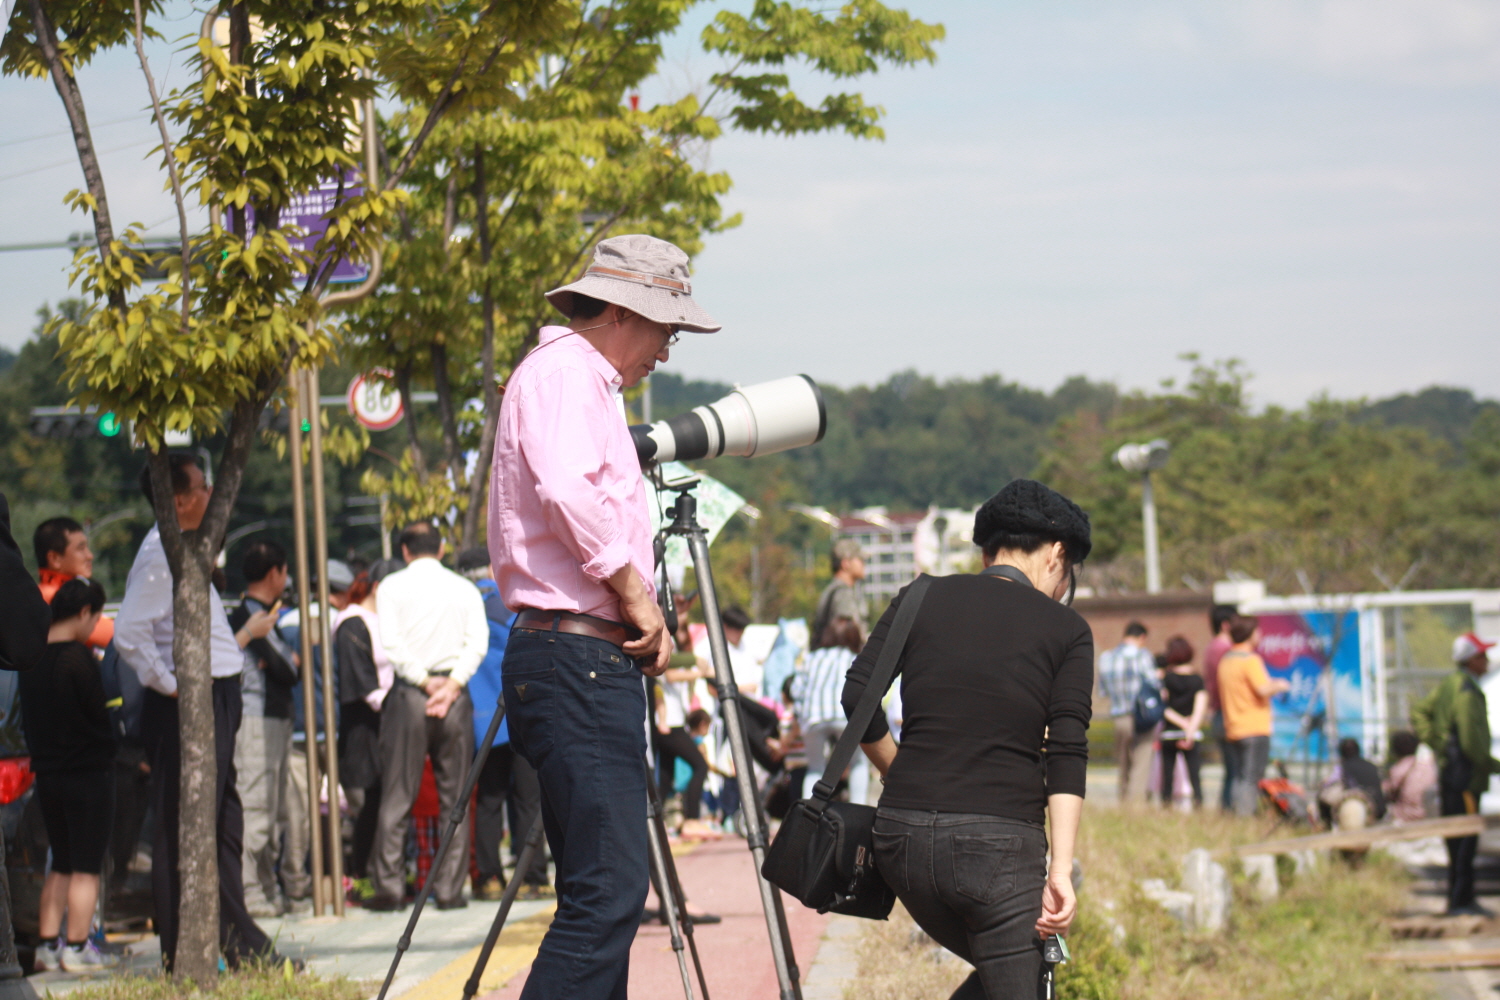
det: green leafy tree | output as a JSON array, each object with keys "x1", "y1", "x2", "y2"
[
  {"x1": 2, "y1": 0, "x2": 567, "y2": 982},
  {"x1": 348, "y1": 0, "x2": 945, "y2": 548}
]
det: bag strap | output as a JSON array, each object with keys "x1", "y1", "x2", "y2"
[{"x1": 811, "y1": 575, "x2": 932, "y2": 802}]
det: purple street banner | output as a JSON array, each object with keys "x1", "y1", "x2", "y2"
[
  {"x1": 1256, "y1": 610, "x2": 1364, "y2": 761},
  {"x1": 249, "y1": 168, "x2": 369, "y2": 283}
]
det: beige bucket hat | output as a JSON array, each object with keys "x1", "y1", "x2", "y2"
[{"x1": 545, "y1": 234, "x2": 721, "y2": 333}]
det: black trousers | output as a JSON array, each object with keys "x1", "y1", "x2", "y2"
[
  {"x1": 1158, "y1": 740, "x2": 1203, "y2": 806},
  {"x1": 654, "y1": 728, "x2": 708, "y2": 821},
  {"x1": 475, "y1": 743, "x2": 547, "y2": 884},
  {"x1": 1442, "y1": 784, "x2": 1479, "y2": 911},
  {"x1": 143, "y1": 681, "x2": 272, "y2": 970},
  {"x1": 873, "y1": 807, "x2": 1049, "y2": 1000}
]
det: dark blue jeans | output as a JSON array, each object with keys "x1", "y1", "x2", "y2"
[
  {"x1": 873, "y1": 808, "x2": 1049, "y2": 1000},
  {"x1": 503, "y1": 629, "x2": 649, "y2": 1000}
]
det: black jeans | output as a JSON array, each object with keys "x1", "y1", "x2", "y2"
[
  {"x1": 504, "y1": 629, "x2": 649, "y2": 1000},
  {"x1": 475, "y1": 742, "x2": 547, "y2": 885},
  {"x1": 1158, "y1": 739, "x2": 1203, "y2": 807},
  {"x1": 873, "y1": 807, "x2": 1049, "y2": 1000},
  {"x1": 142, "y1": 681, "x2": 273, "y2": 970},
  {"x1": 655, "y1": 727, "x2": 708, "y2": 820},
  {"x1": 1441, "y1": 783, "x2": 1479, "y2": 911}
]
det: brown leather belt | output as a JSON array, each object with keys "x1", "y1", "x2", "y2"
[{"x1": 513, "y1": 609, "x2": 641, "y2": 647}]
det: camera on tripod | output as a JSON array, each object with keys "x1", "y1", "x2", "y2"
[{"x1": 631, "y1": 374, "x2": 827, "y2": 464}]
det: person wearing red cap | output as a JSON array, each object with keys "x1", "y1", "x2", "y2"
[{"x1": 1413, "y1": 631, "x2": 1500, "y2": 916}]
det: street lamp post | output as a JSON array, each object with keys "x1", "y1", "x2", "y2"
[{"x1": 1114, "y1": 439, "x2": 1171, "y2": 595}]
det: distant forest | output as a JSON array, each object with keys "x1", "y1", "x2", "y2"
[{"x1": 3, "y1": 309, "x2": 1497, "y2": 611}]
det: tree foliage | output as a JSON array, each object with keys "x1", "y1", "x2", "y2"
[
  {"x1": 346, "y1": 0, "x2": 944, "y2": 548},
  {"x1": 1038, "y1": 356, "x2": 1500, "y2": 595}
]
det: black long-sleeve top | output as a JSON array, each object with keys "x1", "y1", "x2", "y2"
[
  {"x1": 20, "y1": 641, "x2": 116, "y2": 774},
  {"x1": 229, "y1": 598, "x2": 299, "y2": 720},
  {"x1": 841, "y1": 574, "x2": 1094, "y2": 825}
]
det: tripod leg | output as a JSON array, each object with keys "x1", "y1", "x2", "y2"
[
  {"x1": 645, "y1": 760, "x2": 710, "y2": 1000},
  {"x1": 684, "y1": 530, "x2": 802, "y2": 1000},
  {"x1": 646, "y1": 787, "x2": 696, "y2": 1000},
  {"x1": 461, "y1": 815, "x2": 547, "y2": 1000},
  {"x1": 375, "y1": 701, "x2": 507, "y2": 1000}
]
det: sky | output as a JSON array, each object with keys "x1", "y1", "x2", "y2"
[{"x1": 2, "y1": 1, "x2": 1497, "y2": 408}]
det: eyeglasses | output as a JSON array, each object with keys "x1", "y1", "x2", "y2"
[{"x1": 659, "y1": 323, "x2": 680, "y2": 348}]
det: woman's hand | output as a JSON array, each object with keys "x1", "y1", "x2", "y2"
[
  {"x1": 1177, "y1": 738, "x2": 1196, "y2": 750},
  {"x1": 1035, "y1": 870, "x2": 1076, "y2": 938}
]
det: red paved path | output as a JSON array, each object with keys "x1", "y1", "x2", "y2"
[{"x1": 481, "y1": 837, "x2": 829, "y2": 1000}]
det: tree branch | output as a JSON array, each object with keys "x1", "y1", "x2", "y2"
[
  {"x1": 132, "y1": 0, "x2": 192, "y2": 337},
  {"x1": 27, "y1": 0, "x2": 124, "y2": 312},
  {"x1": 394, "y1": 364, "x2": 428, "y2": 485}
]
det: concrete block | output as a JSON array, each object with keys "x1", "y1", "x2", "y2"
[
  {"x1": 1181, "y1": 847, "x2": 1232, "y2": 932},
  {"x1": 1242, "y1": 853, "x2": 1280, "y2": 901}
]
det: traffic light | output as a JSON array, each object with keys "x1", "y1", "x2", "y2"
[{"x1": 28, "y1": 406, "x2": 123, "y2": 440}]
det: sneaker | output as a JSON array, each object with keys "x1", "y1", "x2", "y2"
[
  {"x1": 61, "y1": 940, "x2": 118, "y2": 972},
  {"x1": 518, "y1": 883, "x2": 555, "y2": 901},
  {"x1": 34, "y1": 941, "x2": 61, "y2": 972},
  {"x1": 474, "y1": 877, "x2": 504, "y2": 902}
]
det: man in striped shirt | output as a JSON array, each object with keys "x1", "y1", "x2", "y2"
[{"x1": 1097, "y1": 621, "x2": 1158, "y2": 804}]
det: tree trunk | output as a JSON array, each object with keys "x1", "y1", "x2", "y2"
[
  {"x1": 430, "y1": 340, "x2": 462, "y2": 482},
  {"x1": 395, "y1": 365, "x2": 428, "y2": 485},
  {"x1": 462, "y1": 144, "x2": 500, "y2": 547},
  {"x1": 146, "y1": 452, "x2": 220, "y2": 987}
]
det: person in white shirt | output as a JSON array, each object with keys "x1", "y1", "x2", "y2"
[
  {"x1": 368, "y1": 522, "x2": 489, "y2": 910},
  {"x1": 113, "y1": 455, "x2": 287, "y2": 971}
]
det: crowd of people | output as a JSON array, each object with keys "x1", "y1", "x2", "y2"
[{"x1": 10, "y1": 469, "x2": 563, "y2": 972}]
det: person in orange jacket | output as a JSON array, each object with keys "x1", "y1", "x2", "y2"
[{"x1": 34, "y1": 517, "x2": 113, "y2": 650}]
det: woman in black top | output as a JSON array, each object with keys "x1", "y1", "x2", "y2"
[
  {"x1": 843, "y1": 479, "x2": 1093, "y2": 1000},
  {"x1": 21, "y1": 578, "x2": 116, "y2": 971},
  {"x1": 1158, "y1": 636, "x2": 1208, "y2": 808}
]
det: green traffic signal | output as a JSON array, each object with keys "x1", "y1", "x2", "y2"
[{"x1": 97, "y1": 412, "x2": 122, "y2": 437}]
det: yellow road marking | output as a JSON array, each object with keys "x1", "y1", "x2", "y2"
[
  {"x1": 397, "y1": 840, "x2": 703, "y2": 1000},
  {"x1": 396, "y1": 905, "x2": 555, "y2": 1000}
]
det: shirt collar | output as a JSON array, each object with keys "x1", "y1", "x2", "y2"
[
  {"x1": 538, "y1": 324, "x2": 624, "y2": 391},
  {"x1": 39, "y1": 568, "x2": 72, "y2": 588}
]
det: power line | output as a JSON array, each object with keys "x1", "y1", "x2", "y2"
[
  {"x1": 0, "y1": 114, "x2": 148, "y2": 150},
  {"x1": 0, "y1": 138, "x2": 157, "y2": 184}
]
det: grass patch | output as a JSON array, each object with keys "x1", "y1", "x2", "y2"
[
  {"x1": 848, "y1": 808, "x2": 1426, "y2": 1000},
  {"x1": 53, "y1": 965, "x2": 369, "y2": 1000}
]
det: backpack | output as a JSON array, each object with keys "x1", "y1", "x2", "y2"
[{"x1": 1132, "y1": 677, "x2": 1166, "y2": 734}]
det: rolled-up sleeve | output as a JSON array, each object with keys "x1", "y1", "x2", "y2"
[
  {"x1": 1043, "y1": 624, "x2": 1094, "y2": 798},
  {"x1": 518, "y1": 366, "x2": 634, "y2": 583}
]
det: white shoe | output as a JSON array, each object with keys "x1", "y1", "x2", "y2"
[
  {"x1": 60, "y1": 940, "x2": 118, "y2": 972},
  {"x1": 34, "y1": 941, "x2": 61, "y2": 972}
]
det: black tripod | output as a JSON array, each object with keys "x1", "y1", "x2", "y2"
[
  {"x1": 657, "y1": 475, "x2": 803, "y2": 1000},
  {"x1": 374, "y1": 701, "x2": 710, "y2": 999},
  {"x1": 447, "y1": 755, "x2": 709, "y2": 1000}
]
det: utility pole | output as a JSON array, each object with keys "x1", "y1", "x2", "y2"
[{"x1": 1115, "y1": 440, "x2": 1171, "y2": 595}]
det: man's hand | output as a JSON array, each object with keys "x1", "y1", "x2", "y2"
[
  {"x1": 425, "y1": 677, "x2": 463, "y2": 719},
  {"x1": 608, "y1": 565, "x2": 670, "y2": 676}
]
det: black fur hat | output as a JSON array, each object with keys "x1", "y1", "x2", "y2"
[{"x1": 972, "y1": 479, "x2": 1092, "y2": 563}]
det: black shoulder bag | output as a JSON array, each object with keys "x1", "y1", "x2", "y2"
[{"x1": 761, "y1": 575, "x2": 931, "y2": 920}]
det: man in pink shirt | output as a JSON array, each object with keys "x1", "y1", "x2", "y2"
[{"x1": 488, "y1": 234, "x2": 719, "y2": 1000}]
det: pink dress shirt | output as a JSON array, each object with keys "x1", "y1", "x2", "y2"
[{"x1": 488, "y1": 325, "x2": 657, "y2": 623}]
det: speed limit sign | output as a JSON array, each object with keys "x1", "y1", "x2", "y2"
[{"x1": 347, "y1": 369, "x2": 404, "y2": 431}]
